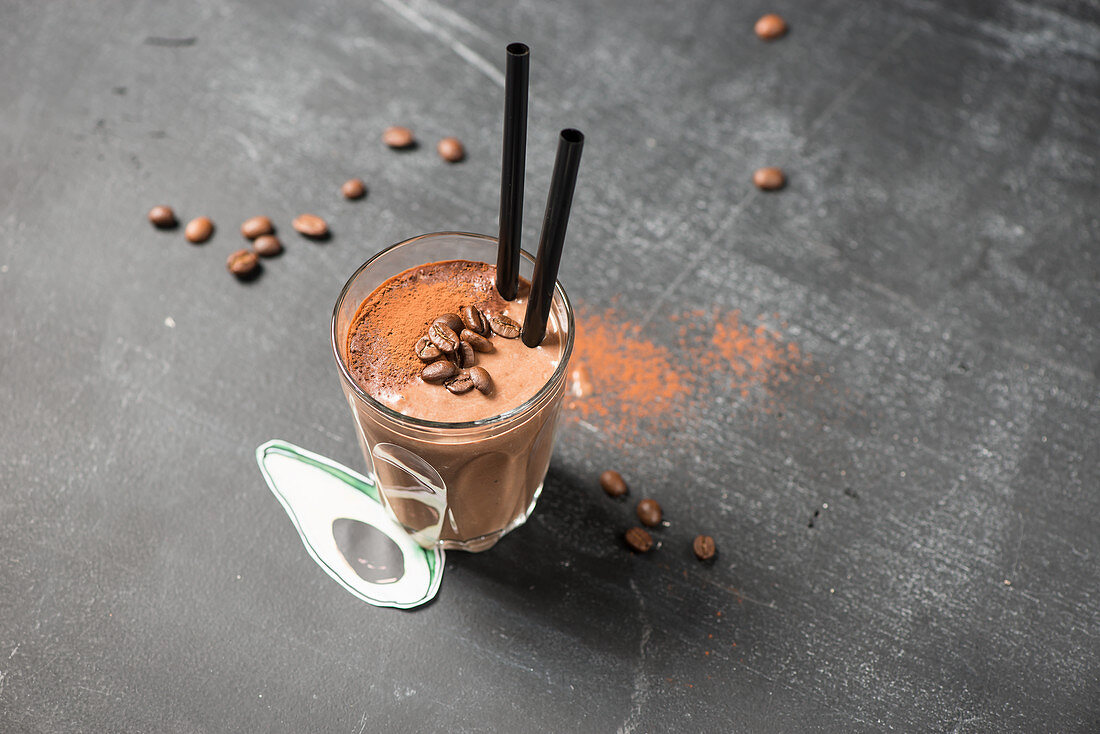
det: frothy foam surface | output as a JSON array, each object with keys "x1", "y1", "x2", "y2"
[{"x1": 346, "y1": 260, "x2": 561, "y2": 423}]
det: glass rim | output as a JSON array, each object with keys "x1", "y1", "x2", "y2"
[{"x1": 330, "y1": 231, "x2": 576, "y2": 431}]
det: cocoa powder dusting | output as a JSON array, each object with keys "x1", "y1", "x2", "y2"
[
  {"x1": 565, "y1": 304, "x2": 810, "y2": 448},
  {"x1": 346, "y1": 261, "x2": 519, "y2": 398}
]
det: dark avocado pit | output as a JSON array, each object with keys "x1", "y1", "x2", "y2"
[{"x1": 332, "y1": 518, "x2": 405, "y2": 584}]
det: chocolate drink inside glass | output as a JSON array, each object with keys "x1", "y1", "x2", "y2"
[{"x1": 332, "y1": 233, "x2": 573, "y2": 552}]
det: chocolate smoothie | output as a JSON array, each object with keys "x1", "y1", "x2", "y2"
[{"x1": 339, "y1": 257, "x2": 568, "y2": 551}]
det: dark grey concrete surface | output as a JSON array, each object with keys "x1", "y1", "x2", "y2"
[{"x1": 2, "y1": 0, "x2": 1098, "y2": 731}]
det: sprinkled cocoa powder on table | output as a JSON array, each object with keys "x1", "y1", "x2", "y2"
[
  {"x1": 676, "y1": 308, "x2": 804, "y2": 399},
  {"x1": 566, "y1": 305, "x2": 690, "y2": 427},
  {"x1": 564, "y1": 304, "x2": 810, "y2": 448}
]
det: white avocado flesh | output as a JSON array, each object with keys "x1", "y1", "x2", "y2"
[{"x1": 256, "y1": 440, "x2": 443, "y2": 609}]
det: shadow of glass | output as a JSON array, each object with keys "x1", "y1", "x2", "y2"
[{"x1": 444, "y1": 463, "x2": 767, "y2": 660}]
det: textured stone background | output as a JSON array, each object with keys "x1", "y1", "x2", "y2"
[{"x1": 1, "y1": 0, "x2": 1097, "y2": 731}]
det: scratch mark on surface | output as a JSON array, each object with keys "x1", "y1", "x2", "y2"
[
  {"x1": 952, "y1": 713, "x2": 983, "y2": 732},
  {"x1": 144, "y1": 36, "x2": 197, "y2": 47},
  {"x1": 701, "y1": 580, "x2": 778, "y2": 610},
  {"x1": 402, "y1": 0, "x2": 495, "y2": 44},
  {"x1": 806, "y1": 27, "x2": 916, "y2": 137},
  {"x1": 76, "y1": 685, "x2": 111, "y2": 696},
  {"x1": 618, "y1": 579, "x2": 651, "y2": 734},
  {"x1": 233, "y1": 131, "x2": 260, "y2": 163},
  {"x1": 1010, "y1": 511, "x2": 1024, "y2": 579},
  {"x1": 738, "y1": 660, "x2": 878, "y2": 728},
  {"x1": 312, "y1": 423, "x2": 345, "y2": 443},
  {"x1": 354, "y1": 712, "x2": 368, "y2": 734},
  {"x1": 375, "y1": 0, "x2": 504, "y2": 87},
  {"x1": 635, "y1": 190, "x2": 760, "y2": 329}
]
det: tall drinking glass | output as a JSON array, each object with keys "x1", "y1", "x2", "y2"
[{"x1": 331, "y1": 232, "x2": 574, "y2": 552}]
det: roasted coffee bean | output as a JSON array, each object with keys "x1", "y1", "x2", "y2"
[
  {"x1": 184, "y1": 216, "x2": 214, "y2": 243},
  {"x1": 469, "y1": 366, "x2": 493, "y2": 395},
  {"x1": 240, "y1": 215, "x2": 273, "y2": 239},
  {"x1": 692, "y1": 535, "x2": 717, "y2": 561},
  {"x1": 252, "y1": 234, "x2": 282, "y2": 257},
  {"x1": 415, "y1": 336, "x2": 442, "y2": 362},
  {"x1": 488, "y1": 313, "x2": 521, "y2": 338},
  {"x1": 460, "y1": 329, "x2": 493, "y2": 353},
  {"x1": 754, "y1": 13, "x2": 788, "y2": 40},
  {"x1": 292, "y1": 214, "x2": 328, "y2": 238},
  {"x1": 421, "y1": 361, "x2": 457, "y2": 383},
  {"x1": 445, "y1": 371, "x2": 475, "y2": 394},
  {"x1": 227, "y1": 249, "x2": 259, "y2": 277},
  {"x1": 437, "y1": 137, "x2": 465, "y2": 163},
  {"x1": 433, "y1": 313, "x2": 464, "y2": 333},
  {"x1": 382, "y1": 125, "x2": 415, "y2": 149},
  {"x1": 624, "y1": 527, "x2": 653, "y2": 553},
  {"x1": 753, "y1": 167, "x2": 786, "y2": 191},
  {"x1": 636, "y1": 499, "x2": 663, "y2": 527},
  {"x1": 600, "y1": 470, "x2": 628, "y2": 498},
  {"x1": 461, "y1": 304, "x2": 488, "y2": 335},
  {"x1": 448, "y1": 340, "x2": 475, "y2": 368},
  {"x1": 342, "y1": 178, "x2": 366, "y2": 200},
  {"x1": 428, "y1": 322, "x2": 460, "y2": 353},
  {"x1": 148, "y1": 205, "x2": 177, "y2": 228}
]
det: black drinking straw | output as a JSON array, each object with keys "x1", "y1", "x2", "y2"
[
  {"x1": 522, "y1": 128, "x2": 584, "y2": 348},
  {"x1": 496, "y1": 42, "x2": 529, "y2": 301}
]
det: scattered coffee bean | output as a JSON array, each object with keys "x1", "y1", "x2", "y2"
[
  {"x1": 240, "y1": 215, "x2": 273, "y2": 240},
  {"x1": 461, "y1": 304, "x2": 488, "y2": 335},
  {"x1": 433, "y1": 313, "x2": 464, "y2": 333},
  {"x1": 624, "y1": 527, "x2": 654, "y2": 553},
  {"x1": 421, "y1": 361, "x2": 457, "y2": 383},
  {"x1": 600, "y1": 470, "x2": 628, "y2": 498},
  {"x1": 148, "y1": 205, "x2": 177, "y2": 228},
  {"x1": 754, "y1": 13, "x2": 788, "y2": 40},
  {"x1": 428, "y1": 322, "x2": 460, "y2": 353},
  {"x1": 437, "y1": 137, "x2": 465, "y2": 163},
  {"x1": 753, "y1": 167, "x2": 786, "y2": 191},
  {"x1": 252, "y1": 234, "x2": 282, "y2": 257},
  {"x1": 693, "y1": 535, "x2": 717, "y2": 561},
  {"x1": 415, "y1": 336, "x2": 442, "y2": 362},
  {"x1": 488, "y1": 313, "x2": 521, "y2": 338},
  {"x1": 445, "y1": 371, "x2": 475, "y2": 394},
  {"x1": 636, "y1": 499, "x2": 663, "y2": 527},
  {"x1": 448, "y1": 340, "x2": 476, "y2": 368},
  {"x1": 382, "y1": 126, "x2": 415, "y2": 149},
  {"x1": 292, "y1": 214, "x2": 328, "y2": 238},
  {"x1": 227, "y1": 248, "x2": 259, "y2": 277},
  {"x1": 342, "y1": 178, "x2": 366, "y2": 200},
  {"x1": 469, "y1": 366, "x2": 493, "y2": 395},
  {"x1": 184, "y1": 216, "x2": 214, "y2": 243},
  {"x1": 460, "y1": 329, "x2": 493, "y2": 353}
]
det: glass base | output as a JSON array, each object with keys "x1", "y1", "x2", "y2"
[{"x1": 439, "y1": 480, "x2": 545, "y2": 553}]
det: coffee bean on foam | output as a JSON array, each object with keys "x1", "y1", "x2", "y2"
[
  {"x1": 421, "y1": 361, "x2": 457, "y2": 383},
  {"x1": 468, "y1": 366, "x2": 493, "y2": 395}
]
